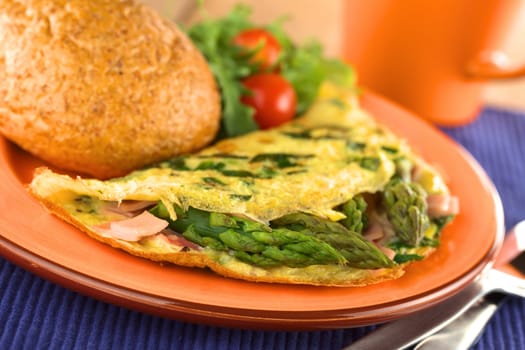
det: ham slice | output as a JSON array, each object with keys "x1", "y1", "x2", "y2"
[
  {"x1": 94, "y1": 211, "x2": 169, "y2": 241},
  {"x1": 158, "y1": 230, "x2": 202, "y2": 251},
  {"x1": 364, "y1": 222, "x2": 396, "y2": 260},
  {"x1": 426, "y1": 194, "x2": 460, "y2": 218},
  {"x1": 363, "y1": 222, "x2": 384, "y2": 242},
  {"x1": 104, "y1": 200, "x2": 157, "y2": 217}
]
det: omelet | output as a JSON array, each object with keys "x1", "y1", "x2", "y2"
[{"x1": 29, "y1": 83, "x2": 458, "y2": 287}]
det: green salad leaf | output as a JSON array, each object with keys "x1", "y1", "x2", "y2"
[
  {"x1": 185, "y1": 5, "x2": 257, "y2": 138},
  {"x1": 185, "y1": 4, "x2": 356, "y2": 138}
]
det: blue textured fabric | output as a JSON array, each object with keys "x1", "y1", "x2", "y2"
[
  {"x1": 1, "y1": 106, "x2": 524, "y2": 349},
  {"x1": 441, "y1": 107, "x2": 525, "y2": 350}
]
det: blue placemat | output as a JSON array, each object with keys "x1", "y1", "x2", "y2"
[{"x1": 1, "y1": 106, "x2": 524, "y2": 350}]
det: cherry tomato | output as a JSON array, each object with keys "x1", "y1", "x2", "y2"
[
  {"x1": 241, "y1": 73, "x2": 297, "y2": 129},
  {"x1": 233, "y1": 28, "x2": 281, "y2": 70}
]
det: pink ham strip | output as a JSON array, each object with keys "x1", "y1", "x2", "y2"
[
  {"x1": 426, "y1": 194, "x2": 460, "y2": 218},
  {"x1": 362, "y1": 222, "x2": 396, "y2": 260},
  {"x1": 363, "y1": 222, "x2": 384, "y2": 242},
  {"x1": 158, "y1": 229, "x2": 202, "y2": 251},
  {"x1": 94, "y1": 211, "x2": 169, "y2": 241},
  {"x1": 104, "y1": 200, "x2": 157, "y2": 217},
  {"x1": 117, "y1": 200, "x2": 157, "y2": 212}
]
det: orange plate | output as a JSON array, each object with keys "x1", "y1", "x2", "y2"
[{"x1": 0, "y1": 90, "x2": 504, "y2": 330}]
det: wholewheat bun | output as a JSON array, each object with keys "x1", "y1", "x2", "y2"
[{"x1": 0, "y1": 0, "x2": 220, "y2": 179}]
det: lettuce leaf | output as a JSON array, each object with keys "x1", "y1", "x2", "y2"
[{"x1": 185, "y1": 4, "x2": 356, "y2": 138}]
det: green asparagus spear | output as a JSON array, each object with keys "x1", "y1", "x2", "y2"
[
  {"x1": 260, "y1": 246, "x2": 319, "y2": 267},
  {"x1": 314, "y1": 233, "x2": 393, "y2": 268},
  {"x1": 218, "y1": 229, "x2": 266, "y2": 253},
  {"x1": 233, "y1": 250, "x2": 281, "y2": 267},
  {"x1": 150, "y1": 203, "x2": 394, "y2": 269},
  {"x1": 181, "y1": 225, "x2": 227, "y2": 250},
  {"x1": 339, "y1": 195, "x2": 368, "y2": 233},
  {"x1": 394, "y1": 156, "x2": 413, "y2": 182},
  {"x1": 382, "y1": 179, "x2": 430, "y2": 246},
  {"x1": 274, "y1": 213, "x2": 394, "y2": 268},
  {"x1": 236, "y1": 239, "x2": 343, "y2": 268},
  {"x1": 255, "y1": 228, "x2": 346, "y2": 263},
  {"x1": 272, "y1": 212, "x2": 350, "y2": 235}
]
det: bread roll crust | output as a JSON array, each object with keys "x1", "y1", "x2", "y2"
[{"x1": 0, "y1": 0, "x2": 220, "y2": 178}]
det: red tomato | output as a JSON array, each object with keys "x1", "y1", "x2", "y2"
[
  {"x1": 241, "y1": 73, "x2": 297, "y2": 129},
  {"x1": 233, "y1": 28, "x2": 281, "y2": 69}
]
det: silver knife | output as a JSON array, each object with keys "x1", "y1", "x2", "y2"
[
  {"x1": 344, "y1": 221, "x2": 525, "y2": 350},
  {"x1": 413, "y1": 293, "x2": 507, "y2": 350},
  {"x1": 414, "y1": 225, "x2": 525, "y2": 350},
  {"x1": 414, "y1": 253, "x2": 525, "y2": 350}
]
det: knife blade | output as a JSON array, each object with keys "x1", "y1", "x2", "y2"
[
  {"x1": 344, "y1": 268, "x2": 525, "y2": 350},
  {"x1": 343, "y1": 221, "x2": 525, "y2": 350},
  {"x1": 342, "y1": 278, "x2": 487, "y2": 350}
]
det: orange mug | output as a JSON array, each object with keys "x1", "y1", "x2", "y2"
[{"x1": 342, "y1": 0, "x2": 525, "y2": 126}]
